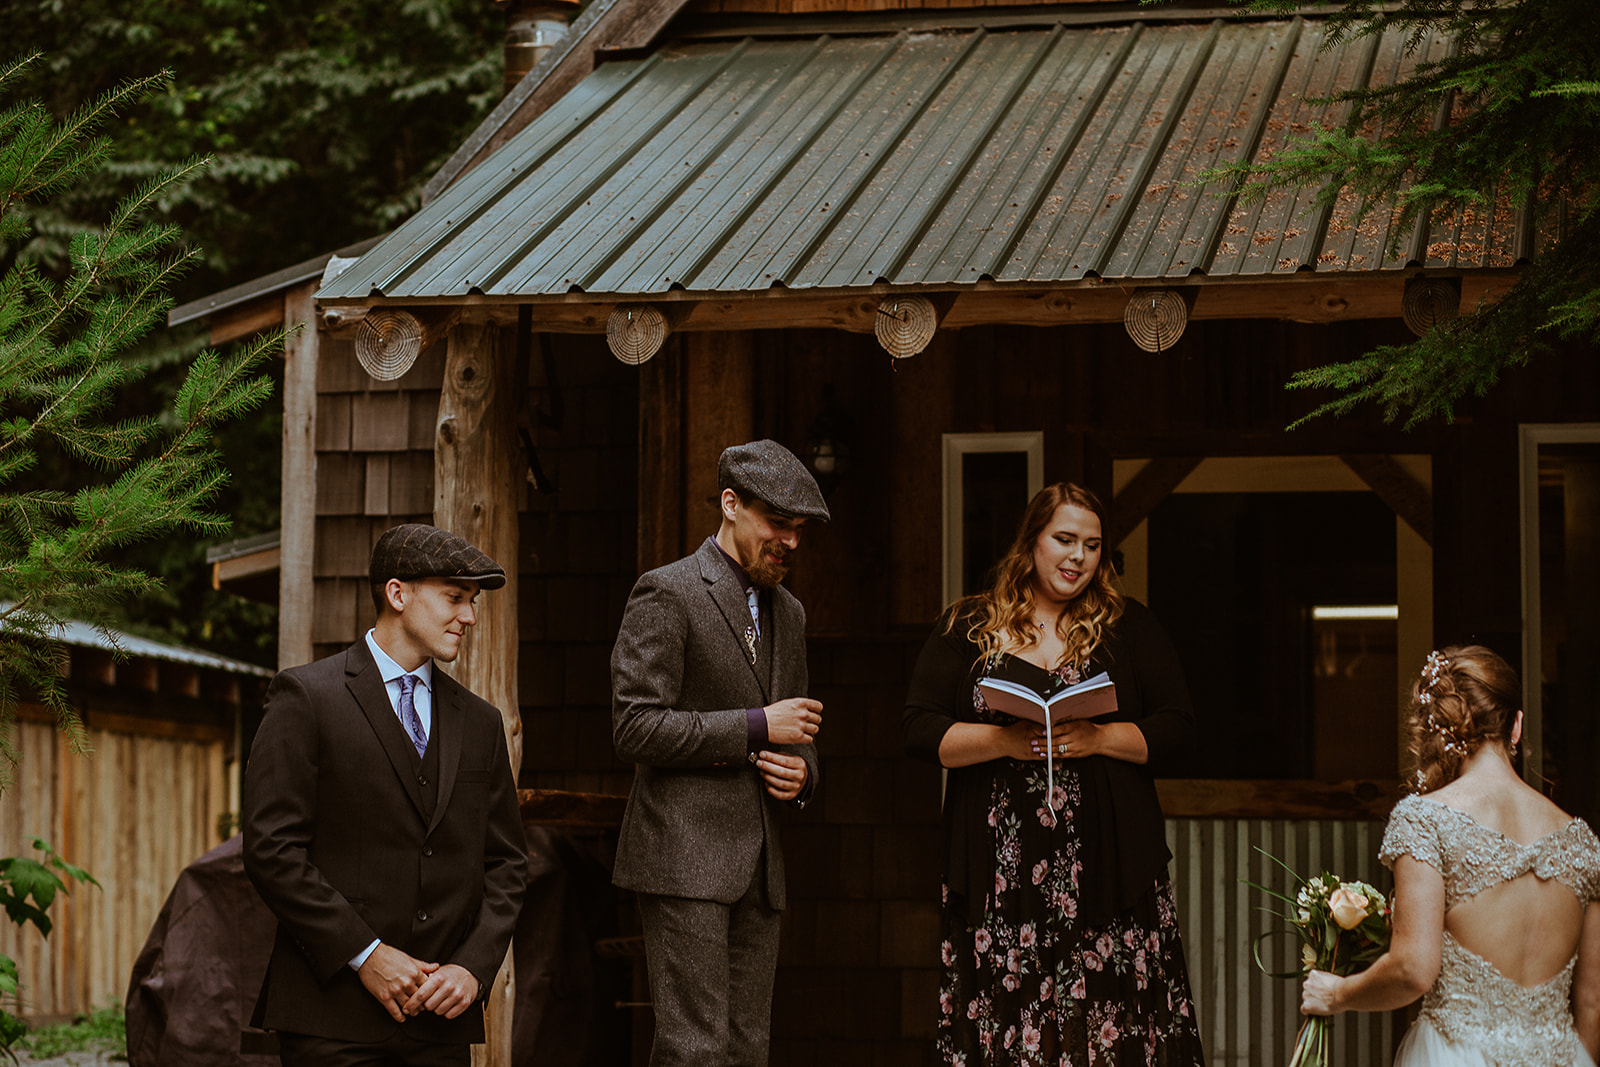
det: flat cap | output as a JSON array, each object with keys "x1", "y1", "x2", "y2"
[
  {"x1": 369, "y1": 524, "x2": 507, "y2": 590},
  {"x1": 718, "y1": 439, "x2": 831, "y2": 522}
]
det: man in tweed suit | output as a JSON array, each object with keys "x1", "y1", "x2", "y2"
[{"x1": 611, "y1": 440, "x2": 829, "y2": 1067}]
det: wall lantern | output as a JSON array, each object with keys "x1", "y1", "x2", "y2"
[{"x1": 804, "y1": 383, "x2": 852, "y2": 497}]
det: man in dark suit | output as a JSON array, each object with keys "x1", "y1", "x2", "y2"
[
  {"x1": 611, "y1": 439, "x2": 829, "y2": 1067},
  {"x1": 244, "y1": 524, "x2": 528, "y2": 1067}
]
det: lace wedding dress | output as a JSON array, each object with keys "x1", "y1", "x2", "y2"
[{"x1": 1381, "y1": 795, "x2": 1600, "y2": 1067}]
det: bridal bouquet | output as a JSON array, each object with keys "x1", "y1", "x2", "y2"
[{"x1": 1247, "y1": 853, "x2": 1392, "y2": 1067}]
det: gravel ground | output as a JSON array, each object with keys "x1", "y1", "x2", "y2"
[{"x1": 14, "y1": 1051, "x2": 125, "y2": 1065}]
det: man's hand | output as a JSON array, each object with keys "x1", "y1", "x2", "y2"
[
  {"x1": 763, "y1": 698, "x2": 822, "y2": 744},
  {"x1": 756, "y1": 750, "x2": 808, "y2": 801},
  {"x1": 358, "y1": 944, "x2": 439, "y2": 1023},
  {"x1": 401, "y1": 963, "x2": 481, "y2": 1020}
]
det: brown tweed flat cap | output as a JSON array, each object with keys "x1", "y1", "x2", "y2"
[
  {"x1": 369, "y1": 524, "x2": 507, "y2": 590},
  {"x1": 718, "y1": 439, "x2": 830, "y2": 522}
]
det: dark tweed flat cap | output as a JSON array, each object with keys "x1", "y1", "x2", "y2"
[
  {"x1": 718, "y1": 439, "x2": 831, "y2": 522},
  {"x1": 369, "y1": 524, "x2": 506, "y2": 589}
]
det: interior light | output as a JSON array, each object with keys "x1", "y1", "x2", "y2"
[{"x1": 1311, "y1": 605, "x2": 1399, "y2": 620}]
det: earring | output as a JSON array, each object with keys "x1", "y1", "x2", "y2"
[{"x1": 1510, "y1": 739, "x2": 1519, "y2": 759}]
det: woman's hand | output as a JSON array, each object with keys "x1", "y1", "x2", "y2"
[
  {"x1": 998, "y1": 720, "x2": 1046, "y2": 761},
  {"x1": 1301, "y1": 969, "x2": 1343, "y2": 1016},
  {"x1": 1032, "y1": 720, "x2": 1101, "y2": 759}
]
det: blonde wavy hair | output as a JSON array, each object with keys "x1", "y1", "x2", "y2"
[
  {"x1": 943, "y1": 482, "x2": 1124, "y2": 670},
  {"x1": 1407, "y1": 644, "x2": 1520, "y2": 793}
]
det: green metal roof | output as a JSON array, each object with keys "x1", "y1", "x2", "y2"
[{"x1": 321, "y1": 14, "x2": 1529, "y2": 304}]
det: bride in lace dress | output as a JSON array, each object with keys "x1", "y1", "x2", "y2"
[{"x1": 1300, "y1": 645, "x2": 1600, "y2": 1067}]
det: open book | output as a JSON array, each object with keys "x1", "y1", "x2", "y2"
[{"x1": 977, "y1": 670, "x2": 1117, "y2": 725}]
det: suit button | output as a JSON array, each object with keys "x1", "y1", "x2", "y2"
[
  {"x1": 417, "y1": 910, "x2": 429, "y2": 922},
  {"x1": 418, "y1": 775, "x2": 428, "y2": 786},
  {"x1": 422, "y1": 847, "x2": 433, "y2": 858}
]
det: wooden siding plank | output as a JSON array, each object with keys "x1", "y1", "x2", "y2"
[{"x1": 282, "y1": 282, "x2": 319, "y2": 670}]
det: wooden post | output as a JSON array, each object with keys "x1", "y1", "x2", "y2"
[
  {"x1": 434, "y1": 322, "x2": 522, "y2": 1067},
  {"x1": 637, "y1": 336, "x2": 685, "y2": 573},
  {"x1": 279, "y1": 282, "x2": 319, "y2": 670},
  {"x1": 682, "y1": 332, "x2": 754, "y2": 547}
]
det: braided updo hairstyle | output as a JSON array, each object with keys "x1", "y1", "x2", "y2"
[{"x1": 1407, "y1": 644, "x2": 1521, "y2": 793}]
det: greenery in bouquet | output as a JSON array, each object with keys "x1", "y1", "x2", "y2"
[{"x1": 1246, "y1": 852, "x2": 1392, "y2": 1067}]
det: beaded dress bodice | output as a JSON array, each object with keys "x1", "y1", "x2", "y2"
[{"x1": 1381, "y1": 795, "x2": 1600, "y2": 1067}]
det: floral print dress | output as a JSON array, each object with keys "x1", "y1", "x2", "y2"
[{"x1": 936, "y1": 659, "x2": 1205, "y2": 1067}]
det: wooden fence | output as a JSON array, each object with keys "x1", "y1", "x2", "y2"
[
  {"x1": 0, "y1": 718, "x2": 228, "y2": 1020},
  {"x1": 1170, "y1": 817, "x2": 1397, "y2": 1067}
]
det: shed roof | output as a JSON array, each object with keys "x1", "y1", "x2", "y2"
[
  {"x1": 321, "y1": 12, "x2": 1532, "y2": 306},
  {"x1": 2, "y1": 604, "x2": 273, "y2": 677}
]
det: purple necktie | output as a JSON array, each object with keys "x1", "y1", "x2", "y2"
[{"x1": 397, "y1": 674, "x2": 428, "y2": 758}]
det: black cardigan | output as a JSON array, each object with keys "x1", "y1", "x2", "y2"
[{"x1": 902, "y1": 598, "x2": 1196, "y2": 926}]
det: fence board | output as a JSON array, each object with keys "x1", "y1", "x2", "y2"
[
  {"x1": 0, "y1": 721, "x2": 228, "y2": 1019},
  {"x1": 1168, "y1": 818, "x2": 1396, "y2": 1067}
]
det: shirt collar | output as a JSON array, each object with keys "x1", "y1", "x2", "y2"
[
  {"x1": 365, "y1": 630, "x2": 433, "y2": 691},
  {"x1": 709, "y1": 536, "x2": 755, "y2": 595}
]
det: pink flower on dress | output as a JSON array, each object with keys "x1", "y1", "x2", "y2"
[
  {"x1": 941, "y1": 940, "x2": 955, "y2": 966},
  {"x1": 1134, "y1": 949, "x2": 1148, "y2": 991},
  {"x1": 1099, "y1": 1018, "x2": 1120, "y2": 1047},
  {"x1": 1095, "y1": 933, "x2": 1114, "y2": 958},
  {"x1": 1039, "y1": 976, "x2": 1054, "y2": 1001},
  {"x1": 1068, "y1": 976, "x2": 1086, "y2": 998},
  {"x1": 1122, "y1": 929, "x2": 1137, "y2": 949},
  {"x1": 1003, "y1": 1026, "x2": 1017, "y2": 1050},
  {"x1": 940, "y1": 992, "x2": 953, "y2": 1016},
  {"x1": 995, "y1": 872, "x2": 1008, "y2": 896},
  {"x1": 974, "y1": 928, "x2": 992, "y2": 954},
  {"x1": 1023, "y1": 1024, "x2": 1042, "y2": 1052},
  {"x1": 968, "y1": 999, "x2": 982, "y2": 1021},
  {"x1": 1007, "y1": 948, "x2": 1020, "y2": 973},
  {"x1": 1019, "y1": 923, "x2": 1037, "y2": 948},
  {"x1": 1002, "y1": 973, "x2": 1019, "y2": 992},
  {"x1": 1032, "y1": 859, "x2": 1049, "y2": 885},
  {"x1": 1083, "y1": 950, "x2": 1104, "y2": 972}
]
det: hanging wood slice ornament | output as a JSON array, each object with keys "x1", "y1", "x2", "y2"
[
  {"x1": 1122, "y1": 289, "x2": 1189, "y2": 353},
  {"x1": 875, "y1": 296, "x2": 938, "y2": 358},
  {"x1": 1402, "y1": 277, "x2": 1460, "y2": 337},
  {"x1": 355, "y1": 308, "x2": 425, "y2": 380},
  {"x1": 607, "y1": 304, "x2": 669, "y2": 365}
]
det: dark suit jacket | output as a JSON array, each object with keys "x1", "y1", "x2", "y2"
[
  {"x1": 242, "y1": 639, "x2": 527, "y2": 1043},
  {"x1": 610, "y1": 537, "x2": 820, "y2": 908}
]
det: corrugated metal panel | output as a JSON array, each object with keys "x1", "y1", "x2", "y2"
[
  {"x1": 322, "y1": 17, "x2": 1518, "y2": 303},
  {"x1": 1169, "y1": 817, "x2": 1397, "y2": 1067},
  {"x1": 1, "y1": 602, "x2": 273, "y2": 676}
]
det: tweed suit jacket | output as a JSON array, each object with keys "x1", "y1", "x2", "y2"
[
  {"x1": 242, "y1": 639, "x2": 527, "y2": 1044},
  {"x1": 610, "y1": 538, "x2": 820, "y2": 908}
]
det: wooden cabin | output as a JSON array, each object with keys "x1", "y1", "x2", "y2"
[
  {"x1": 0, "y1": 617, "x2": 270, "y2": 1021},
  {"x1": 173, "y1": 0, "x2": 1600, "y2": 1063}
]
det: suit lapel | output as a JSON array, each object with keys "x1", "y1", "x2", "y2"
[
  {"x1": 698, "y1": 540, "x2": 771, "y2": 704},
  {"x1": 427, "y1": 671, "x2": 463, "y2": 835},
  {"x1": 345, "y1": 642, "x2": 428, "y2": 820}
]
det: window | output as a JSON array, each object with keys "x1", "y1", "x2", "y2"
[{"x1": 941, "y1": 433, "x2": 1044, "y2": 603}]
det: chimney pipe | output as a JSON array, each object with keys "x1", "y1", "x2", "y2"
[{"x1": 499, "y1": 0, "x2": 580, "y2": 95}]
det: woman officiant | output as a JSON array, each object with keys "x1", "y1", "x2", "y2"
[{"x1": 903, "y1": 481, "x2": 1205, "y2": 1066}]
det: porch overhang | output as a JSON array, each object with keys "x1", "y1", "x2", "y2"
[{"x1": 320, "y1": 10, "x2": 1531, "y2": 330}]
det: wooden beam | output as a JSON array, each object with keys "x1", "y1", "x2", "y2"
[
  {"x1": 1340, "y1": 454, "x2": 1434, "y2": 546},
  {"x1": 518, "y1": 788, "x2": 628, "y2": 827},
  {"x1": 1156, "y1": 778, "x2": 1399, "y2": 820},
  {"x1": 279, "y1": 283, "x2": 319, "y2": 670},
  {"x1": 320, "y1": 271, "x2": 1521, "y2": 335},
  {"x1": 210, "y1": 294, "x2": 285, "y2": 346},
  {"x1": 434, "y1": 323, "x2": 522, "y2": 1067},
  {"x1": 1108, "y1": 457, "x2": 1202, "y2": 547}
]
